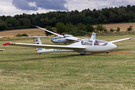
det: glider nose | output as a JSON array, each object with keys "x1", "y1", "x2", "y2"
[{"x1": 51, "y1": 38, "x2": 55, "y2": 42}]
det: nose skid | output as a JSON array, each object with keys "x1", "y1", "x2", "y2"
[{"x1": 51, "y1": 38, "x2": 55, "y2": 42}]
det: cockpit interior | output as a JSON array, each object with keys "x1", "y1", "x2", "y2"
[{"x1": 81, "y1": 39, "x2": 108, "y2": 46}]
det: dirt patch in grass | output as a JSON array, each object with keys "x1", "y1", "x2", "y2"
[{"x1": 93, "y1": 23, "x2": 135, "y2": 31}]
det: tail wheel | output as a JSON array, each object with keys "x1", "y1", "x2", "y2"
[{"x1": 79, "y1": 52, "x2": 86, "y2": 55}]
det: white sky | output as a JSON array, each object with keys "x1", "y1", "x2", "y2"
[{"x1": 0, "y1": 0, "x2": 134, "y2": 16}]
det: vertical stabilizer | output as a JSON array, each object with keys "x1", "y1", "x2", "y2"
[
  {"x1": 90, "y1": 32, "x2": 96, "y2": 40},
  {"x1": 32, "y1": 36, "x2": 46, "y2": 53},
  {"x1": 22, "y1": 36, "x2": 48, "y2": 53},
  {"x1": 33, "y1": 37, "x2": 42, "y2": 44}
]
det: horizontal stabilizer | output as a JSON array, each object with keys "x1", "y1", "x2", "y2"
[{"x1": 22, "y1": 36, "x2": 47, "y2": 38}]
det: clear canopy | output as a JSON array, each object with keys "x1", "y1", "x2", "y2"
[{"x1": 81, "y1": 39, "x2": 108, "y2": 46}]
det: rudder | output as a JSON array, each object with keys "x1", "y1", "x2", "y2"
[
  {"x1": 32, "y1": 36, "x2": 46, "y2": 53},
  {"x1": 90, "y1": 32, "x2": 96, "y2": 40}
]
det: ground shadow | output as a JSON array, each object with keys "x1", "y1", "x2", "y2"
[{"x1": 0, "y1": 52, "x2": 108, "y2": 62}]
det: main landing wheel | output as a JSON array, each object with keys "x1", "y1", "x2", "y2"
[
  {"x1": 80, "y1": 54, "x2": 86, "y2": 55},
  {"x1": 79, "y1": 52, "x2": 86, "y2": 55},
  {"x1": 106, "y1": 51, "x2": 109, "y2": 54}
]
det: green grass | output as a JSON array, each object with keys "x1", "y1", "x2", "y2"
[{"x1": 0, "y1": 35, "x2": 135, "y2": 90}]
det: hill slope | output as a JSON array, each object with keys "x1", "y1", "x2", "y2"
[
  {"x1": 101, "y1": 23, "x2": 135, "y2": 31},
  {"x1": 0, "y1": 28, "x2": 45, "y2": 37}
]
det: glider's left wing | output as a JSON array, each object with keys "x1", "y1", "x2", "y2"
[
  {"x1": 3, "y1": 42, "x2": 85, "y2": 50},
  {"x1": 36, "y1": 26, "x2": 60, "y2": 36},
  {"x1": 66, "y1": 37, "x2": 82, "y2": 41},
  {"x1": 22, "y1": 36, "x2": 47, "y2": 38},
  {"x1": 109, "y1": 37, "x2": 132, "y2": 43},
  {"x1": 0, "y1": 49, "x2": 4, "y2": 51}
]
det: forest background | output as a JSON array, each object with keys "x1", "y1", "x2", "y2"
[{"x1": 0, "y1": 5, "x2": 135, "y2": 36}]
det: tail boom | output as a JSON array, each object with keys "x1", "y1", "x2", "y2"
[{"x1": 36, "y1": 49, "x2": 74, "y2": 53}]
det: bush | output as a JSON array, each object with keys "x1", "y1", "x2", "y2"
[
  {"x1": 86, "y1": 24, "x2": 95, "y2": 32},
  {"x1": 110, "y1": 28, "x2": 115, "y2": 32},
  {"x1": 16, "y1": 33, "x2": 28, "y2": 37},
  {"x1": 56, "y1": 22, "x2": 67, "y2": 34},
  {"x1": 69, "y1": 28, "x2": 87, "y2": 36},
  {"x1": 116, "y1": 27, "x2": 120, "y2": 32},
  {"x1": 104, "y1": 29, "x2": 107, "y2": 32},
  {"x1": 95, "y1": 24, "x2": 106, "y2": 32},
  {"x1": 127, "y1": 26, "x2": 133, "y2": 31},
  {"x1": 45, "y1": 26, "x2": 54, "y2": 36}
]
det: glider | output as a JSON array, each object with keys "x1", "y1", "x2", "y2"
[
  {"x1": 36, "y1": 26, "x2": 82, "y2": 44},
  {"x1": 0, "y1": 49, "x2": 5, "y2": 51},
  {"x1": 3, "y1": 33, "x2": 132, "y2": 55}
]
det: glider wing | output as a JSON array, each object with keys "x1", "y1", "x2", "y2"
[
  {"x1": 36, "y1": 26, "x2": 60, "y2": 36},
  {"x1": 66, "y1": 37, "x2": 82, "y2": 41},
  {"x1": 109, "y1": 37, "x2": 132, "y2": 43},
  {"x1": 3, "y1": 42, "x2": 85, "y2": 50}
]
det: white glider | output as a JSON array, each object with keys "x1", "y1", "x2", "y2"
[
  {"x1": 36, "y1": 26, "x2": 82, "y2": 44},
  {"x1": 3, "y1": 33, "x2": 132, "y2": 55}
]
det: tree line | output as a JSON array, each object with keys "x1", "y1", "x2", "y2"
[
  {"x1": 0, "y1": 5, "x2": 135, "y2": 33},
  {"x1": 45, "y1": 22, "x2": 133, "y2": 36}
]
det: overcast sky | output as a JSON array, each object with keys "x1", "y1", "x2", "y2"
[{"x1": 0, "y1": 0, "x2": 134, "y2": 16}]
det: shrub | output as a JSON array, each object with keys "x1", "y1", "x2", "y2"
[
  {"x1": 127, "y1": 26, "x2": 133, "y2": 31},
  {"x1": 104, "y1": 29, "x2": 107, "y2": 32},
  {"x1": 95, "y1": 24, "x2": 106, "y2": 32},
  {"x1": 45, "y1": 26, "x2": 54, "y2": 36},
  {"x1": 116, "y1": 27, "x2": 120, "y2": 32},
  {"x1": 16, "y1": 33, "x2": 28, "y2": 37},
  {"x1": 69, "y1": 28, "x2": 87, "y2": 36},
  {"x1": 110, "y1": 28, "x2": 115, "y2": 32}
]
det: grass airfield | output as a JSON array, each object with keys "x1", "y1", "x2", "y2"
[{"x1": 0, "y1": 35, "x2": 135, "y2": 90}]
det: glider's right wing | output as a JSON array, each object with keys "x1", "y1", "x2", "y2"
[
  {"x1": 36, "y1": 26, "x2": 60, "y2": 36},
  {"x1": 109, "y1": 37, "x2": 132, "y2": 43},
  {"x1": 66, "y1": 37, "x2": 82, "y2": 41},
  {"x1": 3, "y1": 42, "x2": 86, "y2": 50}
]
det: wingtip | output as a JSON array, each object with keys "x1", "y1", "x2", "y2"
[
  {"x1": 129, "y1": 37, "x2": 132, "y2": 40},
  {"x1": 35, "y1": 26, "x2": 38, "y2": 27},
  {"x1": 3, "y1": 42, "x2": 11, "y2": 46},
  {"x1": 3, "y1": 42, "x2": 16, "y2": 46}
]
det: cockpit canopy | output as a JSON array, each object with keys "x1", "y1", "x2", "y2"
[
  {"x1": 81, "y1": 39, "x2": 92, "y2": 45},
  {"x1": 63, "y1": 34, "x2": 73, "y2": 37},
  {"x1": 54, "y1": 34, "x2": 73, "y2": 39},
  {"x1": 81, "y1": 39, "x2": 108, "y2": 46},
  {"x1": 54, "y1": 36, "x2": 62, "y2": 39}
]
